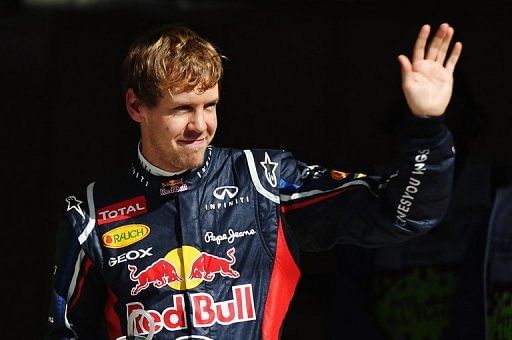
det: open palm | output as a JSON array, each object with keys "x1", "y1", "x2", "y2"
[{"x1": 399, "y1": 23, "x2": 463, "y2": 118}]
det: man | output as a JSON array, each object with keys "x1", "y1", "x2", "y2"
[{"x1": 46, "y1": 23, "x2": 461, "y2": 339}]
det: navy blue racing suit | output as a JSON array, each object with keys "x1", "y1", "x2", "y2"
[{"x1": 46, "y1": 118, "x2": 455, "y2": 339}]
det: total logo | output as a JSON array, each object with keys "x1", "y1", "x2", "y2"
[
  {"x1": 204, "y1": 186, "x2": 250, "y2": 211},
  {"x1": 96, "y1": 196, "x2": 147, "y2": 226},
  {"x1": 128, "y1": 246, "x2": 240, "y2": 295},
  {"x1": 126, "y1": 284, "x2": 255, "y2": 336}
]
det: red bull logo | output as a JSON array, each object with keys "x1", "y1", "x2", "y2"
[
  {"x1": 128, "y1": 246, "x2": 240, "y2": 294},
  {"x1": 126, "y1": 284, "x2": 255, "y2": 336},
  {"x1": 189, "y1": 247, "x2": 240, "y2": 282},
  {"x1": 128, "y1": 259, "x2": 183, "y2": 296},
  {"x1": 163, "y1": 179, "x2": 184, "y2": 187},
  {"x1": 160, "y1": 179, "x2": 188, "y2": 196}
]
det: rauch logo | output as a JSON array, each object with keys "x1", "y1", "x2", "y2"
[{"x1": 102, "y1": 224, "x2": 150, "y2": 249}]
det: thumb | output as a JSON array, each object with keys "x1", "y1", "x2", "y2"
[
  {"x1": 397, "y1": 54, "x2": 412, "y2": 84},
  {"x1": 397, "y1": 55, "x2": 412, "y2": 73}
]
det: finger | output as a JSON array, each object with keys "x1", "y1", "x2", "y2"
[
  {"x1": 445, "y1": 42, "x2": 463, "y2": 73},
  {"x1": 436, "y1": 26, "x2": 454, "y2": 64},
  {"x1": 412, "y1": 24, "x2": 430, "y2": 64},
  {"x1": 398, "y1": 54, "x2": 412, "y2": 73},
  {"x1": 398, "y1": 55, "x2": 412, "y2": 83},
  {"x1": 426, "y1": 23, "x2": 449, "y2": 60}
]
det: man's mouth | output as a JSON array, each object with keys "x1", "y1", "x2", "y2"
[{"x1": 178, "y1": 137, "x2": 207, "y2": 147}]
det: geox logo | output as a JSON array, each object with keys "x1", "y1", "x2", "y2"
[{"x1": 213, "y1": 186, "x2": 239, "y2": 200}]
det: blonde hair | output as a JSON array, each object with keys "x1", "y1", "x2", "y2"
[{"x1": 122, "y1": 25, "x2": 225, "y2": 107}]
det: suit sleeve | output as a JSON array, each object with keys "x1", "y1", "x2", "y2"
[
  {"x1": 45, "y1": 203, "x2": 108, "y2": 340},
  {"x1": 278, "y1": 117, "x2": 455, "y2": 251}
]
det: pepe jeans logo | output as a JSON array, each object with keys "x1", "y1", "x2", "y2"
[
  {"x1": 213, "y1": 186, "x2": 239, "y2": 200},
  {"x1": 204, "y1": 228, "x2": 256, "y2": 245}
]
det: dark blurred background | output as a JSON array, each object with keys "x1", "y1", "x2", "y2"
[{"x1": 2, "y1": 0, "x2": 512, "y2": 338}]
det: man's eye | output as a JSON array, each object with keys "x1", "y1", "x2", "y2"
[{"x1": 171, "y1": 106, "x2": 190, "y2": 114}]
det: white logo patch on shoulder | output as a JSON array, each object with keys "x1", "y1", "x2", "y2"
[
  {"x1": 260, "y1": 152, "x2": 278, "y2": 187},
  {"x1": 66, "y1": 196, "x2": 85, "y2": 220}
]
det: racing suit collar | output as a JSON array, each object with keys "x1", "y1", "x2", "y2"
[
  {"x1": 131, "y1": 145, "x2": 214, "y2": 197},
  {"x1": 137, "y1": 142, "x2": 188, "y2": 177}
]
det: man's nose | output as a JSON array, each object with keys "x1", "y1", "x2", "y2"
[{"x1": 187, "y1": 110, "x2": 207, "y2": 132}]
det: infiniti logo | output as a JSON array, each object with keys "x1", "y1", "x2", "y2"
[
  {"x1": 213, "y1": 186, "x2": 239, "y2": 200},
  {"x1": 206, "y1": 186, "x2": 249, "y2": 211}
]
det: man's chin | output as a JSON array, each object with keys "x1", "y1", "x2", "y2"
[
  {"x1": 181, "y1": 151, "x2": 207, "y2": 170},
  {"x1": 171, "y1": 142, "x2": 210, "y2": 171}
]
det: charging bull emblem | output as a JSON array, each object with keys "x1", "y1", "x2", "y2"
[
  {"x1": 189, "y1": 247, "x2": 240, "y2": 282},
  {"x1": 128, "y1": 259, "x2": 182, "y2": 296}
]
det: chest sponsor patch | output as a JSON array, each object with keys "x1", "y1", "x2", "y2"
[
  {"x1": 108, "y1": 247, "x2": 153, "y2": 267},
  {"x1": 126, "y1": 284, "x2": 255, "y2": 336},
  {"x1": 204, "y1": 185, "x2": 250, "y2": 212},
  {"x1": 204, "y1": 228, "x2": 256, "y2": 245},
  {"x1": 126, "y1": 246, "x2": 252, "y2": 336},
  {"x1": 160, "y1": 179, "x2": 188, "y2": 196},
  {"x1": 128, "y1": 246, "x2": 239, "y2": 295},
  {"x1": 102, "y1": 224, "x2": 150, "y2": 249},
  {"x1": 96, "y1": 196, "x2": 147, "y2": 225}
]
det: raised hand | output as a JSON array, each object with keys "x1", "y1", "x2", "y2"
[{"x1": 398, "y1": 23, "x2": 463, "y2": 118}]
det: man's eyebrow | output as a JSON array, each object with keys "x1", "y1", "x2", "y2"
[
  {"x1": 170, "y1": 97, "x2": 220, "y2": 108},
  {"x1": 170, "y1": 103, "x2": 194, "y2": 109},
  {"x1": 207, "y1": 97, "x2": 220, "y2": 104}
]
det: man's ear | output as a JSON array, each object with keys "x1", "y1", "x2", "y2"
[{"x1": 126, "y1": 88, "x2": 145, "y2": 122}]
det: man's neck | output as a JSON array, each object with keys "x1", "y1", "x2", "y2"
[{"x1": 137, "y1": 143, "x2": 187, "y2": 177}]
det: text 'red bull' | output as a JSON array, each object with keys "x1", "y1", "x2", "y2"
[
  {"x1": 126, "y1": 284, "x2": 255, "y2": 335},
  {"x1": 128, "y1": 259, "x2": 182, "y2": 296}
]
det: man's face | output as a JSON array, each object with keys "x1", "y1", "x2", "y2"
[{"x1": 137, "y1": 84, "x2": 219, "y2": 173}]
